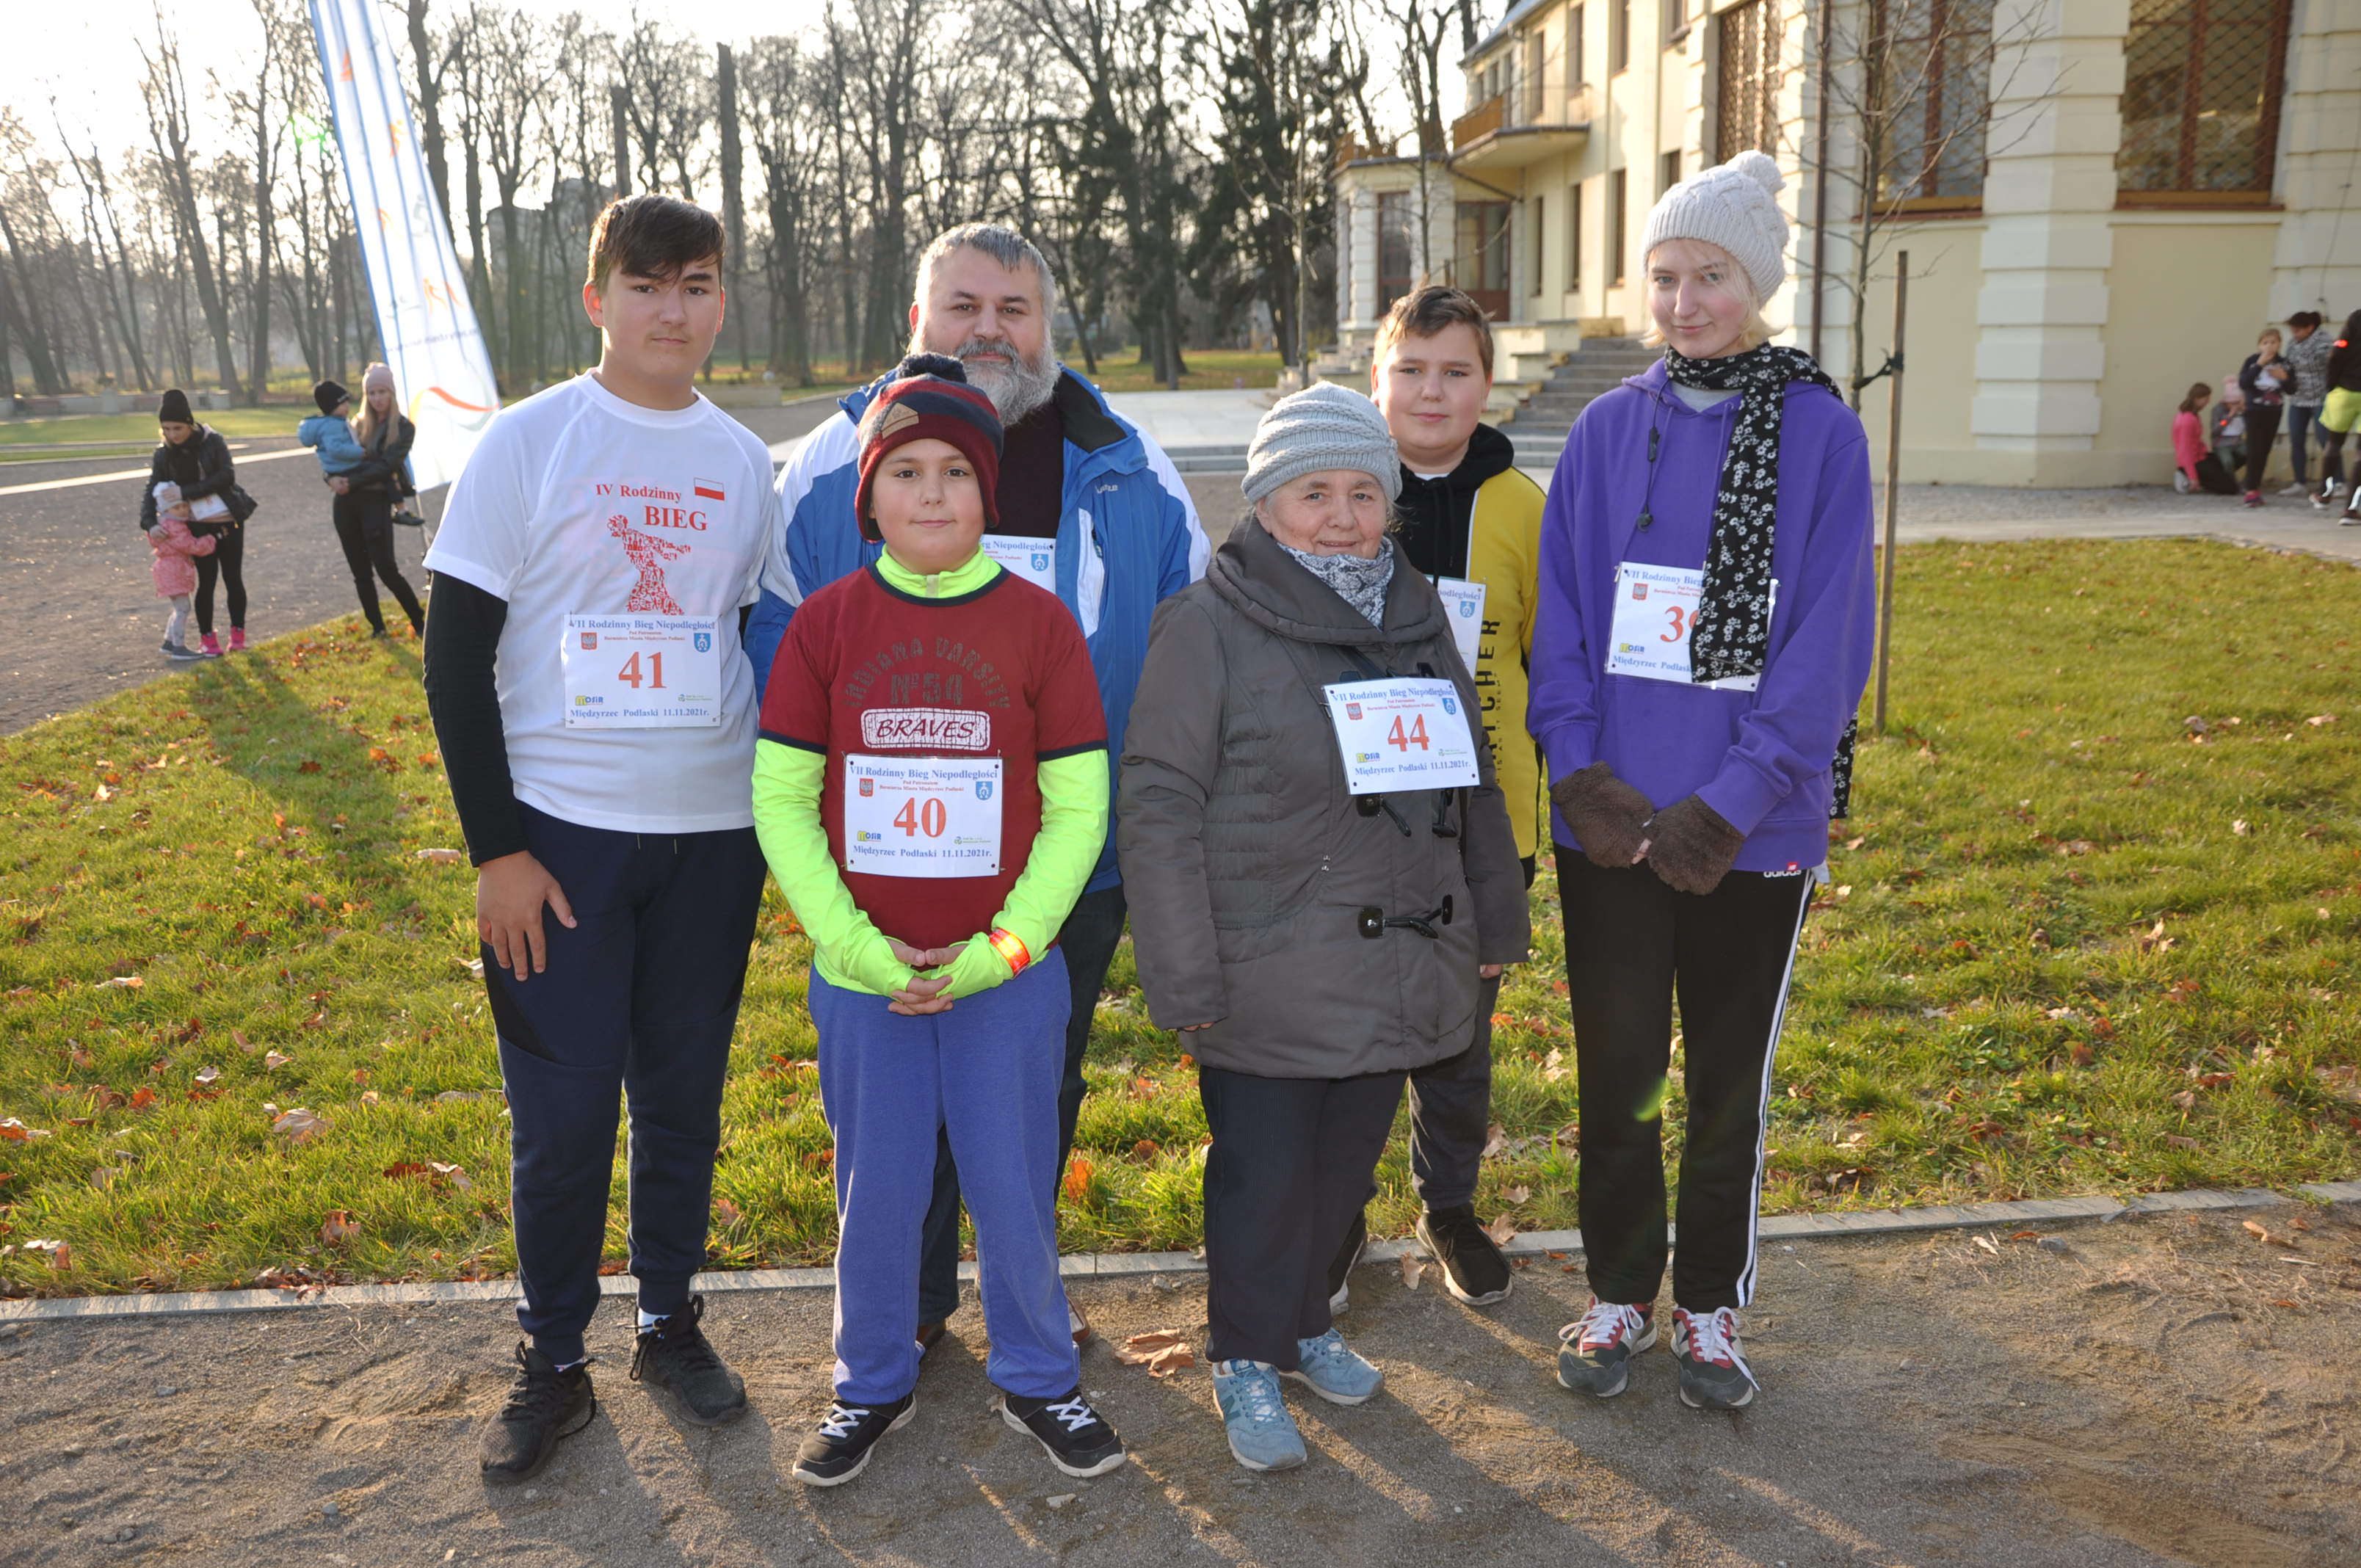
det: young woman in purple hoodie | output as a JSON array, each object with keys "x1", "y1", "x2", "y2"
[{"x1": 1529, "y1": 150, "x2": 1874, "y2": 1412}]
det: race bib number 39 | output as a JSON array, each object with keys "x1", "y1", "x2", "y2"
[
  {"x1": 1321, "y1": 677, "x2": 1482, "y2": 796},
  {"x1": 844, "y1": 755, "x2": 1004, "y2": 877},
  {"x1": 1605, "y1": 563, "x2": 1774, "y2": 692},
  {"x1": 561, "y1": 614, "x2": 723, "y2": 727}
]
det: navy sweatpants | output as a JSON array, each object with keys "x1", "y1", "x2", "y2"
[
  {"x1": 810, "y1": 951, "x2": 1077, "y2": 1406},
  {"x1": 484, "y1": 802, "x2": 766, "y2": 1366}
]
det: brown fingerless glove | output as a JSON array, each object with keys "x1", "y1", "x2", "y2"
[
  {"x1": 1644, "y1": 794, "x2": 1746, "y2": 896},
  {"x1": 1549, "y1": 762, "x2": 1654, "y2": 869}
]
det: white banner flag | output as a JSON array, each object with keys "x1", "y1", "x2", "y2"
[{"x1": 309, "y1": 0, "x2": 499, "y2": 492}]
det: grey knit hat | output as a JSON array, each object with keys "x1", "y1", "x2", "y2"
[
  {"x1": 1241, "y1": 381, "x2": 1403, "y2": 507},
  {"x1": 1640, "y1": 149, "x2": 1791, "y2": 302}
]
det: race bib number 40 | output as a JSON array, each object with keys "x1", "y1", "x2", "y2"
[
  {"x1": 1605, "y1": 563, "x2": 1774, "y2": 693},
  {"x1": 1321, "y1": 677, "x2": 1482, "y2": 796},
  {"x1": 561, "y1": 614, "x2": 723, "y2": 727},
  {"x1": 844, "y1": 755, "x2": 1004, "y2": 877}
]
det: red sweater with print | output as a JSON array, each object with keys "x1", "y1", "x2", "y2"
[{"x1": 758, "y1": 562, "x2": 1106, "y2": 951}]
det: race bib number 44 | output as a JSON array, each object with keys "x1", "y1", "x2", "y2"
[
  {"x1": 1321, "y1": 677, "x2": 1482, "y2": 796},
  {"x1": 844, "y1": 755, "x2": 1004, "y2": 877},
  {"x1": 561, "y1": 614, "x2": 723, "y2": 727},
  {"x1": 1605, "y1": 563, "x2": 1774, "y2": 693}
]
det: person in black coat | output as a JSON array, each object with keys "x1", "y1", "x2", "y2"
[
  {"x1": 139, "y1": 388, "x2": 254, "y2": 655},
  {"x1": 328, "y1": 363, "x2": 427, "y2": 637},
  {"x1": 2235, "y1": 329, "x2": 2295, "y2": 507}
]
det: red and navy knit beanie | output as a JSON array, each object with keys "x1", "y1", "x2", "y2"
[{"x1": 853, "y1": 353, "x2": 1004, "y2": 542}]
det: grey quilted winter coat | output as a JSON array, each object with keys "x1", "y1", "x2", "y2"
[{"x1": 1117, "y1": 516, "x2": 1530, "y2": 1078}]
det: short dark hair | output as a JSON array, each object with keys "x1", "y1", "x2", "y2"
[
  {"x1": 586, "y1": 195, "x2": 725, "y2": 294},
  {"x1": 1374, "y1": 286, "x2": 1495, "y2": 378},
  {"x1": 2288, "y1": 311, "x2": 2324, "y2": 330}
]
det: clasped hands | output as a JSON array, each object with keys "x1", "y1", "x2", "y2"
[{"x1": 882, "y1": 938, "x2": 968, "y2": 1016}]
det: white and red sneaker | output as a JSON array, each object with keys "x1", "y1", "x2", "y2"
[
  {"x1": 1672, "y1": 1305, "x2": 1758, "y2": 1409},
  {"x1": 1555, "y1": 1298, "x2": 1655, "y2": 1398}
]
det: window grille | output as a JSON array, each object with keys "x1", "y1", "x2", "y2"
[
  {"x1": 2116, "y1": 0, "x2": 2289, "y2": 197},
  {"x1": 1716, "y1": 0, "x2": 1782, "y2": 164},
  {"x1": 1874, "y1": 0, "x2": 1994, "y2": 204}
]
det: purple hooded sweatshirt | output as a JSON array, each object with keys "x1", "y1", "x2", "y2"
[{"x1": 1528, "y1": 358, "x2": 1875, "y2": 874}]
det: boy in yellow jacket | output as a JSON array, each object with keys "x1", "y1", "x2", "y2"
[{"x1": 1332, "y1": 285, "x2": 1546, "y2": 1311}]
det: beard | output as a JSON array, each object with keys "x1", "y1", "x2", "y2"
[{"x1": 915, "y1": 327, "x2": 1060, "y2": 424}]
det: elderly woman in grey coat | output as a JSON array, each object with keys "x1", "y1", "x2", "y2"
[{"x1": 1118, "y1": 383, "x2": 1529, "y2": 1472}]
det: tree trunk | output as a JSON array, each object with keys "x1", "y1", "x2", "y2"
[
  {"x1": 0, "y1": 209, "x2": 68, "y2": 394},
  {"x1": 405, "y1": 0, "x2": 454, "y2": 231}
]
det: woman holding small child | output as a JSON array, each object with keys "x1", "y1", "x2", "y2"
[
  {"x1": 139, "y1": 388, "x2": 254, "y2": 657},
  {"x1": 302, "y1": 365, "x2": 424, "y2": 637}
]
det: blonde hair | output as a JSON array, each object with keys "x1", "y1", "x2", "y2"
[
  {"x1": 352, "y1": 364, "x2": 398, "y2": 446},
  {"x1": 1638, "y1": 241, "x2": 1775, "y2": 353}
]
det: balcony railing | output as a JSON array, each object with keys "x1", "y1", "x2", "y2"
[
  {"x1": 1452, "y1": 95, "x2": 1504, "y2": 150},
  {"x1": 1452, "y1": 80, "x2": 1595, "y2": 150}
]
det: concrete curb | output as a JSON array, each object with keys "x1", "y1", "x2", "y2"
[{"x1": 5, "y1": 1182, "x2": 2355, "y2": 1326}]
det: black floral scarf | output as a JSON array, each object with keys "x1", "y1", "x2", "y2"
[{"x1": 1664, "y1": 342, "x2": 1858, "y2": 818}]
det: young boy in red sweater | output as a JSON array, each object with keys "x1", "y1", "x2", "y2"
[{"x1": 752, "y1": 354, "x2": 1125, "y2": 1486}]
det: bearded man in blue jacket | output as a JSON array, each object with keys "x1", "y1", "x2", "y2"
[{"x1": 748, "y1": 222, "x2": 1209, "y2": 1352}]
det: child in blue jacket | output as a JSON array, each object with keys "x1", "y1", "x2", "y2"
[{"x1": 297, "y1": 380, "x2": 366, "y2": 477}]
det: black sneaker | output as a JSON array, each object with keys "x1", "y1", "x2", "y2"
[
  {"x1": 1415, "y1": 1205, "x2": 1513, "y2": 1305},
  {"x1": 1556, "y1": 1298, "x2": 1656, "y2": 1398},
  {"x1": 1672, "y1": 1306, "x2": 1759, "y2": 1409},
  {"x1": 628, "y1": 1295, "x2": 747, "y2": 1426},
  {"x1": 792, "y1": 1393, "x2": 916, "y2": 1487},
  {"x1": 915, "y1": 1318, "x2": 948, "y2": 1358},
  {"x1": 478, "y1": 1343, "x2": 595, "y2": 1482},
  {"x1": 1327, "y1": 1208, "x2": 1367, "y2": 1316},
  {"x1": 998, "y1": 1388, "x2": 1127, "y2": 1478}
]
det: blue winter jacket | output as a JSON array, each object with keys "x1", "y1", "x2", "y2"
[
  {"x1": 747, "y1": 369, "x2": 1210, "y2": 891},
  {"x1": 297, "y1": 413, "x2": 366, "y2": 475}
]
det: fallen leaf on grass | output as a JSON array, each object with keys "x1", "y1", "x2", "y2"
[
  {"x1": 321, "y1": 1210, "x2": 360, "y2": 1246},
  {"x1": 1503, "y1": 1185, "x2": 1531, "y2": 1205},
  {"x1": 2069, "y1": 1042, "x2": 2097, "y2": 1067},
  {"x1": 2232, "y1": 819, "x2": 2251, "y2": 836},
  {"x1": 232, "y1": 1030, "x2": 255, "y2": 1054},
  {"x1": 2307, "y1": 714, "x2": 2335, "y2": 727},
  {"x1": 264, "y1": 1052, "x2": 292, "y2": 1070},
  {"x1": 1113, "y1": 1331, "x2": 1195, "y2": 1377},
  {"x1": 2163, "y1": 1134, "x2": 2202, "y2": 1150},
  {"x1": 2136, "y1": 919, "x2": 2175, "y2": 954},
  {"x1": 271, "y1": 1107, "x2": 333, "y2": 1144},
  {"x1": 1481, "y1": 1123, "x2": 1506, "y2": 1159},
  {"x1": 2170, "y1": 1089, "x2": 2197, "y2": 1111},
  {"x1": 714, "y1": 1198, "x2": 744, "y2": 1230},
  {"x1": 21, "y1": 1239, "x2": 70, "y2": 1269},
  {"x1": 1400, "y1": 1254, "x2": 1426, "y2": 1291},
  {"x1": 0, "y1": 1118, "x2": 51, "y2": 1141},
  {"x1": 1483, "y1": 1215, "x2": 1518, "y2": 1249},
  {"x1": 94, "y1": 975, "x2": 143, "y2": 990},
  {"x1": 1063, "y1": 1157, "x2": 1095, "y2": 1205},
  {"x1": 415, "y1": 848, "x2": 465, "y2": 864},
  {"x1": 1973, "y1": 1234, "x2": 2001, "y2": 1256}
]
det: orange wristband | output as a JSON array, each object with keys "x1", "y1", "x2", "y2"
[{"x1": 986, "y1": 927, "x2": 1031, "y2": 976}]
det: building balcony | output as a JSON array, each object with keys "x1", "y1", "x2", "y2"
[{"x1": 1450, "y1": 84, "x2": 1592, "y2": 173}]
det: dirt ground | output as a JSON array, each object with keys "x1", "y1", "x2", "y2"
[{"x1": 1, "y1": 1201, "x2": 2354, "y2": 1568}]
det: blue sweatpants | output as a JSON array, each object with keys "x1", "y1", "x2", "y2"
[
  {"x1": 483, "y1": 802, "x2": 766, "y2": 1367},
  {"x1": 810, "y1": 950, "x2": 1077, "y2": 1405}
]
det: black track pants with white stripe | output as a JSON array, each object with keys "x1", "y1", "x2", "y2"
[{"x1": 1556, "y1": 852, "x2": 1813, "y2": 1313}]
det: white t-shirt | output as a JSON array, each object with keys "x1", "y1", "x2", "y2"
[{"x1": 424, "y1": 373, "x2": 779, "y2": 835}]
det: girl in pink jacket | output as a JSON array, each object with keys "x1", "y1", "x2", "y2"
[{"x1": 148, "y1": 483, "x2": 217, "y2": 660}]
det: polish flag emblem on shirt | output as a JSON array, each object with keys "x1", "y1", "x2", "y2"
[{"x1": 693, "y1": 479, "x2": 725, "y2": 501}]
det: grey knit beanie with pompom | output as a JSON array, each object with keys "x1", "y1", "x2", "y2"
[
  {"x1": 1639, "y1": 150, "x2": 1791, "y2": 302},
  {"x1": 1241, "y1": 380, "x2": 1402, "y2": 507}
]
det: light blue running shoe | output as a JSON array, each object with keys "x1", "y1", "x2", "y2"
[
  {"x1": 1283, "y1": 1328, "x2": 1384, "y2": 1405},
  {"x1": 1210, "y1": 1359, "x2": 1307, "y2": 1470}
]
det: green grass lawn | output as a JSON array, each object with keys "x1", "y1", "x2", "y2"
[
  {"x1": 1076, "y1": 350, "x2": 1284, "y2": 393},
  {"x1": 1, "y1": 538, "x2": 2357, "y2": 1299},
  {"x1": 0, "y1": 409, "x2": 306, "y2": 451}
]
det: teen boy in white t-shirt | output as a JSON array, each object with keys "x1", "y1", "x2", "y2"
[{"x1": 422, "y1": 195, "x2": 783, "y2": 1483}]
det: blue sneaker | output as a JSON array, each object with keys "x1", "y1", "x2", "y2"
[
  {"x1": 1283, "y1": 1329, "x2": 1383, "y2": 1405},
  {"x1": 1210, "y1": 1359, "x2": 1307, "y2": 1471}
]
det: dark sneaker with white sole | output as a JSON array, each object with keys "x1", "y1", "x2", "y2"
[
  {"x1": 792, "y1": 1393, "x2": 916, "y2": 1486},
  {"x1": 1672, "y1": 1306, "x2": 1758, "y2": 1409},
  {"x1": 1328, "y1": 1208, "x2": 1368, "y2": 1315},
  {"x1": 479, "y1": 1343, "x2": 595, "y2": 1482},
  {"x1": 1556, "y1": 1298, "x2": 1656, "y2": 1397},
  {"x1": 629, "y1": 1296, "x2": 747, "y2": 1425},
  {"x1": 998, "y1": 1388, "x2": 1126, "y2": 1477},
  {"x1": 1415, "y1": 1205, "x2": 1512, "y2": 1304}
]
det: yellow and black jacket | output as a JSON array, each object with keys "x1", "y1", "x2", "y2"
[{"x1": 1396, "y1": 423, "x2": 1548, "y2": 863}]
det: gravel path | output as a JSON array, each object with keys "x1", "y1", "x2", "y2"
[
  {"x1": 1, "y1": 1200, "x2": 2351, "y2": 1567},
  {"x1": 0, "y1": 402, "x2": 841, "y2": 737}
]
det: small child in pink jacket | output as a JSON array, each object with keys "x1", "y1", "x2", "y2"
[{"x1": 148, "y1": 482, "x2": 216, "y2": 659}]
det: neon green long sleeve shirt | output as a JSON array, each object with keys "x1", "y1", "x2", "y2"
[{"x1": 750, "y1": 548, "x2": 1111, "y2": 1000}]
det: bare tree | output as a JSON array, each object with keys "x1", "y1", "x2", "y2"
[{"x1": 138, "y1": 18, "x2": 242, "y2": 399}]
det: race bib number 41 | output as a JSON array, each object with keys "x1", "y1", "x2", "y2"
[
  {"x1": 1321, "y1": 677, "x2": 1482, "y2": 796},
  {"x1": 844, "y1": 755, "x2": 1004, "y2": 877},
  {"x1": 561, "y1": 614, "x2": 723, "y2": 727},
  {"x1": 1605, "y1": 563, "x2": 1774, "y2": 692}
]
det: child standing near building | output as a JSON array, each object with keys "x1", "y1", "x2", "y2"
[
  {"x1": 752, "y1": 353, "x2": 1125, "y2": 1487},
  {"x1": 146, "y1": 483, "x2": 216, "y2": 659},
  {"x1": 422, "y1": 195, "x2": 780, "y2": 1483}
]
